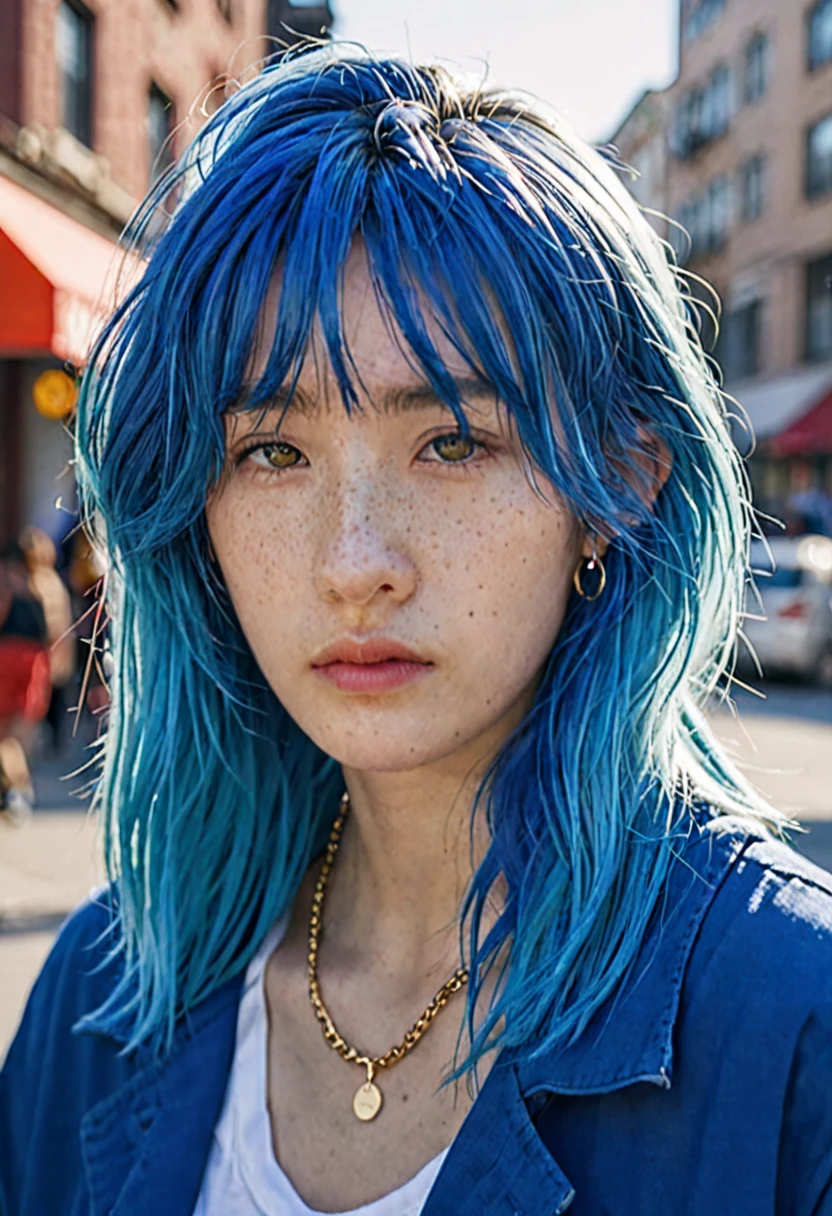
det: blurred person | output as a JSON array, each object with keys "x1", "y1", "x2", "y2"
[
  {"x1": 0, "y1": 540, "x2": 50, "y2": 823},
  {"x1": 19, "y1": 525, "x2": 76, "y2": 752},
  {"x1": 4, "y1": 45, "x2": 832, "y2": 1215},
  {"x1": 788, "y1": 485, "x2": 832, "y2": 537}
]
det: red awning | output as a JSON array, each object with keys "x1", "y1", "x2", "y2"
[
  {"x1": 768, "y1": 386, "x2": 832, "y2": 457},
  {"x1": 0, "y1": 173, "x2": 123, "y2": 362}
]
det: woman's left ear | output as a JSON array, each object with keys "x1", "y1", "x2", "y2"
[
  {"x1": 632, "y1": 425, "x2": 673, "y2": 506},
  {"x1": 582, "y1": 425, "x2": 673, "y2": 557},
  {"x1": 588, "y1": 423, "x2": 671, "y2": 556}
]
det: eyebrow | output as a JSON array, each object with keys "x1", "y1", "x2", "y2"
[
  {"x1": 377, "y1": 377, "x2": 497, "y2": 416},
  {"x1": 237, "y1": 376, "x2": 497, "y2": 421}
]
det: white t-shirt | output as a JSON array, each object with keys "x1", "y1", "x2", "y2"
[{"x1": 193, "y1": 919, "x2": 450, "y2": 1216}]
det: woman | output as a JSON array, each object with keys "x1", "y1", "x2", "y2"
[
  {"x1": 0, "y1": 540, "x2": 50, "y2": 822},
  {"x1": 2, "y1": 46, "x2": 831, "y2": 1215},
  {"x1": 19, "y1": 527, "x2": 75, "y2": 754}
]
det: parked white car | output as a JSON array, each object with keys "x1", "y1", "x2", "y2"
[{"x1": 741, "y1": 534, "x2": 832, "y2": 687}]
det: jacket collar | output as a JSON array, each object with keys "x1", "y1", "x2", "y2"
[
  {"x1": 80, "y1": 976, "x2": 243, "y2": 1216},
  {"x1": 423, "y1": 1057, "x2": 576, "y2": 1216},
  {"x1": 513, "y1": 812, "x2": 751, "y2": 1098}
]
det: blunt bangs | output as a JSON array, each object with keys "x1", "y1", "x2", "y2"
[{"x1": 75, "y1": 44, "x2": 781, "y2": 1062}]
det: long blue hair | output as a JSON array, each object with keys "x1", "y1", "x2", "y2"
[{"x1": 75, "y1": 44, "x2": 779, "y2": 1064}]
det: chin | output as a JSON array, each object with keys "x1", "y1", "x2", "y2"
[
  {"x1": 315, "y1": 736, "x2": 448, "y2": 773},
  {"x1": 302, "y1": 717, "x2": 476, "y2": 774}
]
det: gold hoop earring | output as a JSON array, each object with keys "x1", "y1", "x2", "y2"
[{"x1": 573, "y1": 550, "x2": 607, "y2": 601}]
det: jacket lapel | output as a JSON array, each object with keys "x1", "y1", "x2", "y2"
[
  {"x1": 80, "y1": 978, "x2": 242, "y2": 1216},
  {"x1": 423, "y1": 1057, "x2": 575, "y2": 1216}
]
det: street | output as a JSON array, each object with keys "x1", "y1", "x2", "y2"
[{"x1": 2, "y1": 681, "x2": 831, "y2": 1059}]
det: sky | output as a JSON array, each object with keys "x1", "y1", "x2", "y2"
[{"x1": 330, "y1": 0, "x2": 677, "y2": 144}]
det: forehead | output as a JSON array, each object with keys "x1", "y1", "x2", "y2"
[{"x1": 249, "y1": 240, "x2": 499, "y2": 417}]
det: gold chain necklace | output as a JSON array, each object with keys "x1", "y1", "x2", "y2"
[{"x1": 307, "y1": 793, "x2": 469, "y2": 1122}]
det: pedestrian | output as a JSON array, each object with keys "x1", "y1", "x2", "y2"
[
  {"x1": 0, "y1": 540, "x2": 50, "y2": 823},
  {"x1": 19, "y1": 526, "x2": 75, "y2": 753},
  {"x1": 3, "y1": 45, "x2": 832, "y2": 1215}
]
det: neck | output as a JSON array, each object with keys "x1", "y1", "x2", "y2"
[{"x1": 322, "y1": 717, "x2": 516, "y2": 979}]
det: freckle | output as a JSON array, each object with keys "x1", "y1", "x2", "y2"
[
  {"x1": 468, "y1": 611, "x2": 474, "y2": 617},
  {"x1": 401, "y1": 1093, "x2": 409, "y2": 1103}
]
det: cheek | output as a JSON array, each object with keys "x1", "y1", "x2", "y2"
[
  {"x1": 438, "y1": 493, "x2": 577, "y2": 634},
  {"x1": 206, "y1": 488, "x2": 311, "y2": 636}
]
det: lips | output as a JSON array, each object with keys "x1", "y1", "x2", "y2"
[{"x1": 311, "y1": 636, "x2": 434, "y2": 694}]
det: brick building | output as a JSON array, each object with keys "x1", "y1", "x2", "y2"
[
  {"x1": 0, "y1": 0, "x2": 332, "y2": 546},
  {"x1": 612, "y1": 0, "x2": 832, "y2": 515}
]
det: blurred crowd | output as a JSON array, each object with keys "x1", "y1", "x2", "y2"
[{"x1": 0, "y1": 524, "x2": 105, "y2": 824}]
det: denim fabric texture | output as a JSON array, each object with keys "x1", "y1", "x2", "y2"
[{"x1": 2, "y1": 815, "x2": 832, "y2": 1215}]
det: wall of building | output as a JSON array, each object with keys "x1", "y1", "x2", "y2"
[
  {"x1": 19, "y1": 0, "x2": 271, "y2": 205},
  {"x1": 666, "y1": 0, "x2": 832, "y2": 378}
]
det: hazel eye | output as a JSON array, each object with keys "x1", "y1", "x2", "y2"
[
  {"x1": 249, "y1": 442, "x2": 304, "y2": 470},
  {"x1": 428, "y1": 433, "x2": 477, "y2": 463}
]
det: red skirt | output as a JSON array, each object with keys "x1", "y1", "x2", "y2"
[{"x1": 0, "y1": 638, "x2": 51, "y2": 723}]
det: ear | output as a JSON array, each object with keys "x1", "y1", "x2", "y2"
[{"x1": 579, "y1": 425, "x2": 673, "y2": 560}]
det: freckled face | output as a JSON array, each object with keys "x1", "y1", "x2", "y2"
[{"x1": 206, "y1": 248, "x2": 582, "y2": 773}]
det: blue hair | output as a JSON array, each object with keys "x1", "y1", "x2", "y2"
[{"x1": 76, "y1": 44, "x2": 780, "y2": 1065}]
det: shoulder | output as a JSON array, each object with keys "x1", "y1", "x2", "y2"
[
  {"x1": 690, "y1": 824, "x2": 832, "y2": 1006},
  {"x1": 0, "y1": 891, "x2": 135, "y2": 1212},
  {"x1": 1, "y1": 888, "x2": 130, "y2": 1109},
  {"x1": 20, "y1": 888, "x2": 123, "y2": 1032},
  {"x1": 679, "y1": 827, "x2": 832, "y2": 1209}
]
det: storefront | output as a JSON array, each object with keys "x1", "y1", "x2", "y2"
[
  {"x1": 728, "y1": 362, "x2": 832, "y2": 531},
  {"x1": 0, "y1": 172, "x2": 122, "y2": 546}
]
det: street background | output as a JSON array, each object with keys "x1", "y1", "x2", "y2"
[{"x1": 2, "y1": 0, "x2": 832, "y2": 1060}]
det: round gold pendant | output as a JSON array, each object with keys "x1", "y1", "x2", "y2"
[{"x1": 353, "y1": 1080, "x2": 383, "y2": 1121}]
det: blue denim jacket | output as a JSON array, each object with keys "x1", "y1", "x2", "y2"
[{"x1": 3, "y1": 815, "x2": 832, "y2": 1215}]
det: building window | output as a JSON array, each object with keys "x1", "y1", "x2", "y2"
[
  {"x1": 739, "y1": 154, "x2": 766, "y2": 221},
  {"x1": 683, "y1": 0, "x2": 725, "y2": 44},
  {"x1": 672, "y1": 174, "x2": 731, "y2": 262},
  {"x1": 716, "y1": 300, "x2": 763, "y2": 380},
  {"x1": 806, "y1": 112, "x2": 832, "y2": 198},
  {"x1": 706, "y1": 174, "x2": 730, "y2": 249},
  {"x1": 148, "y1": 83, "x2": 175, "y2": 186},
  {"x1": 744, "y1": 33, "x2": 770, "y2": 102},
  {"x1": 806, "y1": 253, "x2": 832, "y2": 360},
  {"x1": 707, "y1": 65, "x2": 733, "y2": 136},
  {"x1": 673, "y1": 65, "x2": 732, "y2": 158},
  {"x1": 56, "y1": 0, "x2": 93, "y2": 148},
  {"x1": 673, "y1": 197, "x2": 702, "y2": 261},
  {"x1": 808, "y1": 0, "x2": 832, "y2": 71}
]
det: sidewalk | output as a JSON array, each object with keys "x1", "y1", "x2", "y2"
[{"x1": 0, "y1": 733, "x2": 104, "y2": 1055}]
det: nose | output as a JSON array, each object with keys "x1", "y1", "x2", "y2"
[{"x1": 315, "y1": 475, "x2": 418, "y2": 609}]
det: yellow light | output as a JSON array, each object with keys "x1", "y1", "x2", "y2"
[{"x1": 32, "y1": 368, "x2": 77, "y2": 421}]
